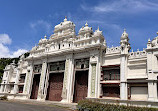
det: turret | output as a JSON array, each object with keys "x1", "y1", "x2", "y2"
[
  {"x1": 120, "y1": 29, "x2": 131, "y2": 54},
  {"x1": 147, "y1": 38, "x2": 152, "y2": 48}
]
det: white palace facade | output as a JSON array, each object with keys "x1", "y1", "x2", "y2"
[{"x1": 1, "y1": 17, "x2": 158, "y2": 106}]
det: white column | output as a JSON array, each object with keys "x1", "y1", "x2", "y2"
[
  {"x1": 120, "y1": 55, "x2": 128, "y2": 100},
  {"x1": 148, "y1": 81, "x2": 157, "y2": 101},
  {"x1": 61, "y1": 54, "x2": 74, "y2": 103},
  {"x1": 23, "y1": 62, "x2": 33, "y2": 98},
  {"x1": 37, "y1": 60, "x2": 47, "y2": 100},
  {"x1": 13, "y1": 69, "x2": 20, "y2": 94},
  {"x1": 88, "y1": 51, "x2": 100, "y2": 98}
]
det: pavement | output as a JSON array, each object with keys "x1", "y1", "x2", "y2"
[{"x1": 0, "y1": 99, "x2": 77, "y2": 111}]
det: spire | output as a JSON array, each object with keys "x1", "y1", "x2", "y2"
[
  {"x1": 124, "y1": 28, "x2": 126, "y2": 33},
  {"x1": 97, "y1": 26, "x2": 100, "y2": 31},
  {"x1": 64, "y1": 16, "x2": 67, "y2": 22},
  {"x1": 44, "y1": 35, "x2": 47, "y2": 39},
  {"x1": 85, "y1": 21, "x2": 88, "y2": 27},
  {"x1": 148, "y1": 38, "x2": 151, "y2": 42}
]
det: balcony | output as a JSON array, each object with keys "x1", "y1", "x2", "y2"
[
  {"x1": 102, "y1": 69, "x2": 120, "y2": 81},
  {"x1": 103, "y1": 74, "x2": 120, "y2": 80}
]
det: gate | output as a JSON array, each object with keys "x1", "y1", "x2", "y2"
[
  {"x1": 73, "y1": 70, "x2": 88, "y2": 103},
  {"x1": 46, "y1": 72, "x2": 64, "y2": 101},
  {"x1": 30, "y1": 74, "x2": 40, "y2": 99}
]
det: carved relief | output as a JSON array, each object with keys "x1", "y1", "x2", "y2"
[{"x1": 91, "y1": 64, "x2": 96, "y2": 97}]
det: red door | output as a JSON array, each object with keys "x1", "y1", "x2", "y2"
[
  {"x1": 73, "y1": 70, "x2": 88, "y2": 103},
  {"x1": 30, "y1": 74, "x2": 40, "y2": 99},
  {"x1": 46, "y1": 73, "x2": 64, "y2": 101}
]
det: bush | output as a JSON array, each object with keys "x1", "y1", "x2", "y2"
[
  {"x1": 77, "y1": 100, "x2": 158, "y2": 111},
  {"x1": 0, "y1": 95, "x2": 8, "y2": 100}
]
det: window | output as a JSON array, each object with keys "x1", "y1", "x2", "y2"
[
  {"x1": 18, "y1": 86, "x2": 24, "y2": 93},
  {"x1": 19, "y1": 74, "x2": 26, "y2": 83},
  {"x1": 103, "y1": 69, "x2": 120, "y2": 80}
]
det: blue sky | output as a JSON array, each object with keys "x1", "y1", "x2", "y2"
[{"x1": 0, "y1": 0, "x2": 158, "y2": 57}]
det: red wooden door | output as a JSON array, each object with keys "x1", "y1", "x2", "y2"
[
  {"x1": 30, "y1": 74, "x2": 40, "y2": 99},
  {"x1": 73, "y1": 70, "x2": 88, "y2": 103},
  {"x1": 46, "y1": 73, "x2": 64, "y2": 101}
]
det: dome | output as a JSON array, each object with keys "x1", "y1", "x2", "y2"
[
  {"x1": 39, "y1": 35, "x2": 47, "y2": 44},
  {"x1": 94, "y1": 26, "x2": 102, "y2": 36},
  {"x1": 121, "y1": 29, "x2": 128, "y2": 40},
  {"x1": 151, "y1": 32, "x2": 158, "y2": 47},
  {"x1": 31, "y1": 45, "x2": 37, "y2": 51},
  {"x1": 54, "y1": 16, "x2": 75, "y2": 30},
  {"x1": 79, "y1": 22, "x2": 93, "y2": 34}
]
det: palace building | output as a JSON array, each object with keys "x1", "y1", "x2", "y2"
[{"x1": 1, "y1": 17, "x2": 158, "y2": 106}]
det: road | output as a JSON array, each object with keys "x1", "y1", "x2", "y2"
[{"x1": 0, "y1": 101, "x2": 71, "y2": 111}]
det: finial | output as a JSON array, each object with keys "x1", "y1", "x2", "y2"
[
  {"x1": 137, "y1": 49, "x2": 139, "y2": 51},
  {"x1": 64, "y1": 16, "x2": 67, "y2": 22},
  {"x1": 132, "y1": 49, "x2": 133, "y2": 52},
  {"x1": 97, "y1": 26, "x2": 100, "y2": 31},
  {"x1": 44, "y1": 35, "x2": 47, "y2": 39},
  {"x1": 85, "y1": 21, "x2": 88, "y2": 27},
  {"x1": 124, "y1": 28, "x2": 126, "y2": 32},
  {"x1": 148, "y1": 38, "x2": 151, "y2": 42}
]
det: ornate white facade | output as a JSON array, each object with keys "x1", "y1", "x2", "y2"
[{"x1": 1, "y1": 17, "x2": 158, "y2": 106}]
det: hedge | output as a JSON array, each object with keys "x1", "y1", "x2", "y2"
[{"x1": 77, "y1": 100, "x2": 158, "y2": 111}]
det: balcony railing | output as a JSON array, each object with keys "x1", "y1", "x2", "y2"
[{"x1": 103, "y1": 74, "x2": 120, "y2": 80}]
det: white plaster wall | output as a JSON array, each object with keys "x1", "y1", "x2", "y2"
[{"x1": 103, "y1": 55, "x2": 120, "y2": 66}]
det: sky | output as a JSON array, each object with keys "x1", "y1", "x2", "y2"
[{"x1": 0, "y1": 0, "x2": 158, "y2": 58}]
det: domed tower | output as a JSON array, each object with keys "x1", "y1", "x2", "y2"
[
  {"x1": 120, "y1": 29, "x2": 130, "y2": 100},
  {"x1": 146, "y1": 32, "x2": 158, "y2": 101},
  {"x1": 120, "y1": 29, "x2": 131, "y2": 54},
  {"x1": 78, "y1": 22, "x2": 93, "y2": 39}
]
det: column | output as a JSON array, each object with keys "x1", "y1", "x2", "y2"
[
  {"x1": 23, "y1": 62, "x2": 33, "y2": 98},
  {"x1": 148, "y1": 81, "x2": 157, "y2": 101},
  {"x1": 13, "y1": 69, "x2": 20, "y2": 94},
  {"x1": 120, "y1": 55, "x2": 128, "y2": 100},
  {"x1": 88, "y1": 51, "x2": 100, "y2": 98},
  {"x1": 37, "y1": 59, "x2": 47, "y2": 100},
  {"x1": 61, "y1": 54, "x2": 74, "y2": 103}
]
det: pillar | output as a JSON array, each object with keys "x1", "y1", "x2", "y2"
[
  {"x1": 148, "y1": 80, "x2": 157, "y2": 101},
  {"x1": 61, "y1": 54, "x2": 74, "y2": 103},
  {"x1": 23, "y1": 62, "x2": 33, "y2": 98},
  {"x1": 37, "y1": 59, "x2": 47, "y2": 100},
  {"x1": 120, "y1": 55, "x2": 128, "y2": 100}
]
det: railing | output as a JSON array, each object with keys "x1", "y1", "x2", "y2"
[{"x1": 103, "y1": 74, "x2": 120, "y2": 80}]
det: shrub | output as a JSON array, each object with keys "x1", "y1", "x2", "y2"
[
  {"x1": 0, "y1": 95, "x2": 8, "y2": 100},
  {"x1": 77, "y1": 100, "x2": 158, "y2": 111}
]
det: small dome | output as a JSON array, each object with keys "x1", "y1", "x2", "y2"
[
  {"x1": 54, "y1": 17, "x2": 74, "y2": 29},
  {"x1": 94, "y1": 26, "x2": 102, "y2": 36},
  {"x1": 79, "y1": 22, "x2": 93, "y2": 34},
  {"x1": 31, "y1": 45, "x2": 37, "y2": 51},
  {"x1": 39, "y1": 35, "x2": 47, "y2": 44},
  {"x1": 121, "y1": 29, "x2": 128, "y2": 40},
  {"x1": 151, "y1": 32, "x2": 158, "y2": 47}
]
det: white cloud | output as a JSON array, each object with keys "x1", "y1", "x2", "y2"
[
  {"x1": 30, "y1": 20, "x2": 51, "y2": 34},
  {"x1": 81, "y1": 0, "x2": 158, "y2": 13},
  {"x1": 0, "y1": 34, "x2": 28, "y2": 58},
  {"x1": 11, "y1": 49, "x2": 28, "y2": 58},
  {"x1": 0, "y1": 34, "x2": 12, "y2": 45}
]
